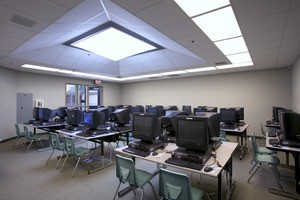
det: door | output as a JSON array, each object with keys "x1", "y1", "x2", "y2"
[{"x1": 17, "y1": 93, "x2": 33, "y2": 124}]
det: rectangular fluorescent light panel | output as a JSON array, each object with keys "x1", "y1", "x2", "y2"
[
  {"x1": 161, "y1": 70, "x2": 187, "y2": 76},
  {"x1": 185, "y1": 66, "x2": 216, "y2": 72},
  {"x1": 22, "y1": 64, "x2": 59, "y2": 72},
  {"x1": 214, "y1": 37, "x2": 248, "y2": 55},
  {"x1": 192, "y1": 6, "x2": 242, "y2": 41},
  {"x1": 71, "y1": 27, "x2": 157, "y2": 61},
  {"x1": 174, "y1": 0, "x2": 229, "y2": 17},
  {"x1": 216, "y1": 61, "x2": 253, "y2": 69},
  {"x1": 227, "y1": 52, "x2": 252, "y2": 63}
]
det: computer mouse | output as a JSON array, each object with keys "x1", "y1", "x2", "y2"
[
  {"x1": 204, "y1": 166, "x2": 213, "y2": 172},
  {"x1": 152, "y1": 151, "x2": 158, "y2": 156}
]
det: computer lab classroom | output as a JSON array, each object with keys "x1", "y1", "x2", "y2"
[{"x1": 0, "y1": 0, "x2": 300, "y2": 200}]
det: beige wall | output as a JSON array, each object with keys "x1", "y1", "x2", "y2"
[
  {"x1": 0, "y1": 67, "x2": 121, "y2": 140},
  {"x1": 121, "y1": 68, "x2": 292, "y2": 136},
  {"x1": 292, "y1": 55, "x2": 300, "y2": 112}
]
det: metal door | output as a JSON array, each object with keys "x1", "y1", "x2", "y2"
[{"x1": 17, "y1": 93, "x2": 33, "y2": 124}]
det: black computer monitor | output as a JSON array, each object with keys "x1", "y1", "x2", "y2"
[
  {"x1": 32, "y1": 107, "x2": 52, "y2": 122},
  {"x1": 195, "y1": 112, "x2": 220, "y2": 141},
  {"x1": 112, "y1": 108, "x2": 131, "y2": 126},
  {"x1": 97, "y1": 107, "x2": 109, "y2": 122},
  {"x1": 132, "y1": 113, "x2": 161, "y2": 143},
  {"x1": 194, "y1": 107, "x2": 208, "y2": 115},
  {"x1": 280, "y1": 112, "x2": 300, "y2": 141},
  {"x1": 175, "y1": 116, "x2": 208, "y2": 152},
  {"x1": 160, "y1": 111, "x2": 184, "y2": 136},
  {"x1": 83, "y1": 111, "x2": 105, "y2": 130},
  {"x1": 146, "y1": 106, "x2": 164, "y2": 117},
  {"x1": 272, "y1": 106, "x2": 291, "y2": 122},
  {"x1": 67, "y1": 109, "x2": 83, "y2": 127},
  {"x1": 131, "y1": 105, "x2": 145, "y2": 114},
  {"x1": 230, "y1": 107, "x2": 244, "y2": 122},
  {"x1": 182, "y1": 105, "x2": 191, "y2": 115},
  {"x1": 220, "y1": 108, "x2": 236, "y2": 124}
]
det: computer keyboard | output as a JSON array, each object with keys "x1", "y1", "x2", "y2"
[
  {"x1": 165, "y1": 157, "x2": 204, "y2": 171},
  {"x1": 269, "y1": 138, "x2": 279, "y2": 145},
  {"x1": 76, "y1": 129, "x2": 108, "y2": 137},
  {"x1": 280, "y1": 139, "x2": 300, "y2": 148},
  {"x1": 122, "y1": 147, "x2": 150, "y2": 157}
]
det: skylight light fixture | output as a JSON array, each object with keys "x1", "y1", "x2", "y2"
[
  {"x1": 227, "y1": 52, "x2": 252, "y2": 63},
  {"x1": 66, "y1": 22, "x2": 162, "y2": 61}
]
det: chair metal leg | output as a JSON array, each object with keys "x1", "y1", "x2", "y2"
[
  {"x1": 269, "y1": 164, "x2": 284, "y2": 191},
  {"x1": 55, "y1": 152, "x2": 64, "y2": 170},
  {"x1": 60, "y1": 154, "x2": 69, "y2": 172},
  {"x1": 148, "y1": 181, "x2": 157, "y2": 200},
  {"x1": 259, "y1": 135, "x2": 266, "y2": 146},
  {"x1": 26, "y1": 140, "x2": 34, "y2": 152},
  {"x1": 46, "y1": 149, "x2": 55, "y2": 165},
  {"x1": 249, "y1": 162, "x2": 258, "y2": 174},
  {"x1": 140, "y1": 188, "x2": 144, "y2": 200},
  {"x1": 12, "y1": 136, "x2": 20, "y2": 147},
  {"x1": 71, "y1": 157, "x2": 81, "y2": 178},
  {"x1": 247, "y1": 163, "x2": 261, "y2": 182},
  {"x1": 113, "y1": 182, "x2": 122, "y2": 200}
]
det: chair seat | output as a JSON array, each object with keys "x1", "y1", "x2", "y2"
[
  {"x1": 257, "y1": 147, "x2": 276, "y2": 154},
  {"x1": 255, "y1": 154, "x2": 280, "y2": 164},
  {"x1": 74, "y1": 147, "x2": 89, "y2": 156},
  {"x1": 191, "y1": 187, "x2": 203, "y2": 200},
  {"x1": 135, "y1": 169, "x2": 155, "y2": 187}
]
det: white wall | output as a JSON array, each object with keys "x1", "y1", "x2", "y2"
[
  {"x1": 0, "y1": 67, "x2": 121, "y2": 140},
  {"x1": 292, "y1": 55, "x2": 300, "y2": 112},
  {"x1": 121, "y1": 68, "x2": 292, "y2": 136}
]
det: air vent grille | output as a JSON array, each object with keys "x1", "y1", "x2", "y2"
[{"x1": 10, "y1": 14, "x2": 38, "y2": 28}]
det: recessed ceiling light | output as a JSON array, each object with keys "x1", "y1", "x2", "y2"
[
  {"x1": 21, "y1": 64, "x2": 59, "y2": 72},
  {"x1": 214, "y1": 37, "x2": 248, "y2": 55},
  {"x1": 216, "y1": 61, "x2": 253, "y2": 69},
  {"x1": 185, "y1": 66, "x2": 217, "y2": 72},
  {"x1": 66, "y1": 22, "x2": 162, "y2": 61},
  {"x1": 227, "y1": 52, "x2": 252, "y2": 63},
  {"x1": 161, "y1": 70, "x2": 187, "y2": 76}
]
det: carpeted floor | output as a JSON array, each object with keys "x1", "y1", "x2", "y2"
[{"x1": 0, "y1": 135, "x2": 297, "y2": 200}]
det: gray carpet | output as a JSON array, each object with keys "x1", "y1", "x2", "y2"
[{"x1": 0, "y1": 136, "x2": 297, "y2": 200}]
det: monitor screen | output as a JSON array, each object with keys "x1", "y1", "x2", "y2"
[
  {"x1": 132, "y1": 113, "x2": 161, "y2": 142},
  {"x1": 220, "y1": 108, "x2": 236, "y2": 124},
  {"x1": 33, "y1": 107, "x2": 52, "y2": 122},
  {"x1": 67, "y1": 109, "x2": 83, "y2": 126},
  {"x1": 280, "y1": 112, "x2": 300, "y2": 140},
  {"x1": 83, "y1": 111, "x2": 105, "y2": 130},
  {"x1": 113, "y1": 108, "x2": 131, "y2": 126},
  {"x1": 175, "y1": 116, "x2": 208, "y2": 152},
  {"x1": 97, "y1": 108, "x2": 109, "y2": 122}
]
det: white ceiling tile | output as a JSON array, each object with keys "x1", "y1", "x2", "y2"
[
  {"x1": 54, "y1": 55, "x2": 77, "y2": 68},
  {"x1": 112, "y1": 0, "x2": 162, "y2": 13}
]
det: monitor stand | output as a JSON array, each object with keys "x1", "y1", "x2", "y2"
[{"x1": 129, "y1": 140, "x2": 165, "y2": 152}]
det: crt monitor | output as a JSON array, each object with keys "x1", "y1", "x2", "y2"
[
  {"x1": 220, "y1": 108, "x2": 236, "y2": 124},
  {"x1": 146, "y1": 106, "x2": 164, "y2": 117},
  {"x1": 160, "y1": 110, "x2": 184, "y2": 136},
  {"x1": 132, "y1": 113, "x2": 161, "y2": 143},
  {"x1": 67, "y1": 109, "x2": 83, "y2": 126},
  {"x1": 272, "y1": 106, "x2": 291, "y2": 122},
  {"x1": 132, "y1": 105, "x2": 145, "y2": 114},
  {"x1": 280, "y1": 112, "x2": 300, "y2": 140},
  {"x1": 182, "y1": 105, "x2": 191, "y2": 115},
  {"x1": 194, "y1": 107, "x2": 208, "y2": 115},
  {"x1": 112, "y1": 108, "x2": 131, "y2": 126},
  {"x1": 196, "y1": 112, "x2": 220, "y2": 142},
  {"x1": 175, "y1": 116, "x2": 209, "y2": 152},
  {"x1": 97, "y1": 107, "x2": 109, "y2": 122},
  {"x1": 32, "y1": 107, "x2": 52, "y2": 122},
  {"x1": 83, "y1": 111, "x2": 105, "y2": 130},
  {"x1": 230, "y1": 107, "x2": 244, "y2": 122}
]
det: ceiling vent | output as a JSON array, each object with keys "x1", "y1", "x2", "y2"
[
  {"x1": 215, "y1": 62, "x2": 228, "y2": 66},
  {"x1": 10, "y1": 14, "x2": 38, "y2": 28}
]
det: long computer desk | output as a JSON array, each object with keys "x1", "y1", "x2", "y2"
[
  {"x1": 221, "y1": 123, "x2": 249, "y2": 160},
  {"x1": 115, "y1": 141, "x2": 238, "y2": 200},
  {"x1": 266, "y1": 133, "x2": 300, "y2": 199},
  {"x1": 58, "y1": 127, "x2": 132, "y2": 174}
]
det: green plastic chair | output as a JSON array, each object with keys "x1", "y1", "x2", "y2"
[
  {"x1": 159, "y1": 168, "x2": 203, "y2": 200},
  {"x1": 247, "y1": 135, "x2": 283, "y2": 191},
  {"x1": 114, "y1": 154, "x2": 158, "y2": 200},
  {"x1": 251, "y1": 132, "x2": 276, "y2": 155},
  {"x1": 46, "y1": 132, "x2": 65, "y2": 168},
  {"x1": 60, "y1": 137, "x2": 90, "y2": 178},
  {"x1": 13, "y1": 124, "x2": 25, "y2": 148},
  {"x1": 258, "y1": 122, "x2": 267, "y2": 145},
  {"x1": 21, "y1": 126, "x2": 42, "y2": 152}
]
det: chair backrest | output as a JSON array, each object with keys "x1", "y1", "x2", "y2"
[
  {"x1": 249, "y1": 134, "x2": 259, "y2": 161},
  {"x1": 220, "y1": 130, "x2": 227, "y2": 140},
  {"x1": 159, "y1": 168, "x2": 192, "y2": 200},
  {"x1": 23, "y1": 126, "x2": 33, "y2": 139},
  {"x1": 64, "y1": 137, "x2": 76, "y2": 155},
  {"x1": 115, "y1": 155, "x2": 136, "y2": 186},
  {"x1": 15, "y1": 124, "x2": 21, "y2": 136},
  {"x1": 260, "y1": 123, "x2": 266, "y2": 135},
  {"x1": 49, "y1": 132, "x2": 61, "y2": 150}
]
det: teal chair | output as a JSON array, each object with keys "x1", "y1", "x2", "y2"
[
  {"x1": 114, "y1": 154, "x2": 158, "y2": 200},
  {"x1": 60, "y1": 137, "x2": 91, "y2": 178},
  {"x1": 251, "y1": 132, "x2": 276, "y2": 155},
  {"x1": 21, "y1": 126, "x2": 42, "y2": 152},
  {"x1": 13, "y1": 124, "x2": 25, "y2": 148},
  {"x1": 159, "y1": 168, "x2": 203, "y2": 200},
  {"x1": 211, "y1": 129, "x2": 228, "y2": 142},
  {"x1": 247, "y1": 135, "x2": 283, "y2": 191},
  {"x1": 46, "y1": 132, "x2": 65, "y2": 168},
  {"x1": 259, "y1": 122, "x2": 267, "y2": 145}
]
